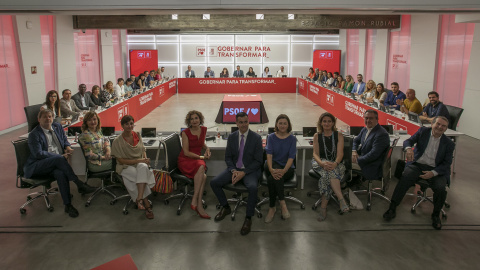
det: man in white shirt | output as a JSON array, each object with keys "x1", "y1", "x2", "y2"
[
  {"x1": 276, "y1": 66, "x2": 287, "y2": 77},
  {"x1": 114, "y1": 78, "x2": 125, "y2": 98}
]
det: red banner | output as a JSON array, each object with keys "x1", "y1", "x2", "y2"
[
  {"x1": 177, "y1": 78, "x2": 296, "y2": 93},
  {"x1": 299, "y1": 79, "x2": 420, "y2": 135},
  {"x1": 313, "y1": 50, "x2": 341, "y2": 74},
  {"x1": 129, "y1": 50, "x2": 158, "y2": 77}
]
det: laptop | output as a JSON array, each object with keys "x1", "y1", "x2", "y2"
[
  {"x1": 349, "y1": 126, "x2": 364, "y2": 136},
  {"x1": 53, "y1": 116, "x2": 63, "y2": 124},
  {"x1": 268, "y1": 127, "x2": 275, "y2": 134},
  {"x1": 67, "y1": 126, "x2": 83, "y2": 137},
  {"x1": 71, "y1": 113, "x2": 80, "y2": 123},
  {"x1": 381, "y1": 125, "x2": 394, "y2": 135},
  {"x1": 267, "y1": 75, "x2": 273, "y2": 78},
  {"x1": 231, "y1": 126, "x2": 239, "y2": 133},
  {"x1": 101, "y1": 126, "x2": 115, "y2": 136},
  {"x1": 408, "y1": 112, "x2": 422, "y2": 126},
  {"x1": 141, "y1": 127, "x2": 157, "y2": 138},
  {"x1": 302, "y1": 127, "x2": 317, "y2": 137},
  {"x1": 350, "y1": 93, "x2": 357, "y2": 100},
  {"x1": 282, "y1": 75, "x2": 287, "y2": 78}
]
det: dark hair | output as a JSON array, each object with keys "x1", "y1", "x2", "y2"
[
  {"x1": 62, "y1": 89, "x2": 71, "y2": 95},
  {"x1": 317, "y1": 112, "x2": 337, "y2": 133},
  {"x1": 139, "y1": 73, "x2": 145, "y2": 78},
  {"x1": 130, "y1": 74, "x2": 136, "y2": 77},
  {"x1": 150, "y1": 70, "x2": 155, "y2": 73},
  {"x1": 45, "y1": 90, "x2": 60, "y2": 116},
  {"x1": 184, "y1": 110, "x2": 205, "y2": 127},
  {"x1": 126, "y1": 78, "x2": 133, "y2": 83},
  {"x1": 357, "y1": 74, "x2": 363, "y2": 77},
  {"x1": 81, "y1": 111, "x2": 101, "y2": 132},
  {"x1": 120, "y1": 115, "x2": 134, "y2": 126},
  {"x1": 236, "y1": 112, "x2": 248, "y2": 120},
  {"x1": 274, "y1": 114, "x2": 292, "y2": 133},
  {"x1": 264, "y1": 66, "x2": 269, "y2": 72},
  {"x1": 364, "y1": 109, "x2": 379, "y2": 119},
  {"x1": 428, "y1": 91, "x2": 439, "y2": 98},
  {"x1": 117, "y1": 78, "x2": 124, "y2": 83},
  {"x1": 375, "y1": 83, "x2": 385, "y2": 99},
  {"x1": 327, "y1": 72, "x2": 332, "y2": 77},
  {"x1": 144, "y1": 70, "x2": 148, "y2": 73},
  {"x1": 391, "y1": 82, "x2": 399, "y2": 87},
  {"x1": 334, "y1": 72, "x2": 339, "y2": 76},
  {"x1": 309, "y1": 67, "x2": 314, "y2": 73}
]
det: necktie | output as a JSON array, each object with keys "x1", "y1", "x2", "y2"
[
  {"x1": 49, "y1": 130, "x2": 64, "y2": 154},
  {"x1": 236, "y1": 134, "x2": 245, "y2": 169}
]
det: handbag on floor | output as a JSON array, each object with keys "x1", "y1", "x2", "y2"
[
  {"x1": 348, "y1": 188, "x2": 363, "y2": 210},
  {"x1": 152, "y1": 169, "x2": 173, "y2": 194}
]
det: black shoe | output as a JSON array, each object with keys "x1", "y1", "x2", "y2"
[
  {"x1": 432, "y1": 215, "x2": 442, "y2": 230},
  {"x1": 65, "y1": 204, "x2": 79, "y2": 218},
  {"x1": 240, "y1": 218, "x2": 252, "y2": 236},
  {"x1": 383, "y1": 208, "x2": 396, "y2": 221},
  {"x1": 77, "y1": 182, "x2": 97, "y2": 194},
  {"x1": 214, "y1": 206, "x2": 231, "y2": 222}
]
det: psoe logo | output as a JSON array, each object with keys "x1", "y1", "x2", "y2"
[
  {"x1": 299, "y1": 80, "x2": 304, "y2": 89},
  {"x1": 197, "y1": 47, "x2": 206, "y2": 56},
  {"x1": 386, "y1": 119, "x2": 407, "y2": 132},
  {"x1": 137, "y1": 51, "x2": 151, "y2": 59},
  {"x1": 117, "y1": 104, "x2": 129, "y2": 122},
  {"x1": 326, "y1": 93, "x2": 334, "y2": 106},
  {"x1": 158, "y1": 86, "x2": 165, "y2": 97},
  {"x1": 319, "y1": 51, "x2": 333, "y2": 59}
]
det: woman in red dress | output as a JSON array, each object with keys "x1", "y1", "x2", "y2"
[{"x1": 177, "y1": 110, "x2": 212, "y2": 219}]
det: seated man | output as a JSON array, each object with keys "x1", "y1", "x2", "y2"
[
  {"x1": 210, "y1": 112, "x2": 263, "y2": 236},
  {"x1": 352, "y1": 74, "x2": 366, "y2": 95},
  {"x1": 276, "y1": 66, "x2": 287, "y2": 77},
  {"x1": 233, "y1": 65, "x2": 244, "y2": 78},
  {"x1": 60, "y1": 89, "x2": 83, "y2": 119},
  {"x1": 204, "y1": 67, "x2": 215, "y2": 78},
  {"x1": 384, "y1": 82, "x2": 406, "y2": 110},
  {"x1": 114, "y1": 78, "x2": 126, "y2": 98},
  {"x1": 398, "y1": 88, "x2": 423, "y2": 115},
  {"x1": 185, "y1": 65, "x2": 196, "y2": 78},
  {"x1": 383, "y1": 116, "x2": 454, "y2": 230},
  {"x1": 352, "y1": 110, "x2": 390, "y2": 181},
  {"x1": 313, "y1": 68, "x2": 320, "y2": 81},
  {"x1": 146, "y1": 70, "x2": 156, "y2": 86},
  {"x1": 24, "y1": 109, "x2": 95, "y2": 217},
  {"x1": 330, "y1": 72, "x2": 339, "y2": 87},
  {"x1": 71, "y1": 84, "x2": 95, "y2": 110},
  {"x1": 419, "y1": 91, "x2": 450, "y2": 123},
  {"x1": 130, "y1": 74, "x2": 139, "y2": 90}
]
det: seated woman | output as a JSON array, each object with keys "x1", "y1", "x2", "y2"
[
  {"x1": 78, "y1": 111, "x2": 112, "y2": 172},
  {"x1": 220, "y1": 68, "x2": 229, "y2": 78},
  {"x1": 111, "y1": 115, "x2": 155, "y2": 219},
  {"x1": 90, "y1": 85, "x2": 107, "y2": 107},
  {"x1": 361, "y1": 80, "x2": 376, "y2": 102},
  {"x1": 177, "y1": 110, "x2": 211, "y2": 219},
  {"x1": 262, "y1": 67, "x2": 271, "y2": 77},
  {"x1": 312, "y1": 112, "x2": 348, "y2": 221},
  {"x1": 246, "y1": 67, "x2": 255, "y2": 78},
  {"x1": 155, "y1": 68, "x2": 161, "y2": 81},
  {"x1": 307, "y1": 67, "x2": 315, "y2": 80},
  {"x1": 375, "y1": 83, "x2": 388, "y2": 104},
  {"x1": 344, "y1": 75, "x2": 355, "y2": 93},
  {"x1": 41, "y1": 90, "x2": 61, "y2": 118},
  {"x1": 136, "y1": 73, "x2": 146, "y2": 90},
  {"x1": 102, "y1": 81, "x2": 117, "y2": 104},
  {"x1": 326, "y1": 72, "x2": 335, "y2": 86},
  {"x1": 264, "y1": 114, "x2": 296, "y2": 223}
]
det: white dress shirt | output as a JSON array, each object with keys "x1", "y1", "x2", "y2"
[
  {"x1": 406, "y1": 131, "x2": 441, "y2": 176},
  {"x1": 114, "y1": 84, "x2": 125, "y2": 98},
  {"x1": 276, "y1": 70, "x2": 287, "y2": 77}
]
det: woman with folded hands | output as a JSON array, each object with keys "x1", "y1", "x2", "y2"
[
  {"x1": 90, "y1": 85, "x2": 107, "y2": 107},
  {"x1": 78, "y1": 111, "x2": 112, "y2": 172},
  {"x1": 361, "y1": 80, "x2": 376, "y2": 102}
]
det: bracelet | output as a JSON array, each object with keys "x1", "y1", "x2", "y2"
[{"x1": 200, "y1": 156, "x2": 204, "y2": 160}]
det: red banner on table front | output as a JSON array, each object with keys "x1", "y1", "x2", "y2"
[
  {"x1": 313, "y1": 50, "x2": 341, "y2": 74},
  {"x1": 129, "y1": 50, "x2": 158, "y2": 77},
  {"x1": 177, "y1": 78, "x2": 296, "y2": 93}
]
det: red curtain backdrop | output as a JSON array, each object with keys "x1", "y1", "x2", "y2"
[
  {"x1": 40, "y1": 15, "x2": 56, "y2": 92},
  {"x1": 435, "y1": 14, "x2": 475, "y2": 107},
  {"x1": 346, "y1": 29, "x2": 359, "y2": 77},
  {"x1": 387, "y1": 15, "x2": 411, "y2": 90},
  {"x1": 0, "y1": 15, "x2": 27, "y2": 131},
  {"x1": 74, "y1": 30, "x2": 101, "y2": 91},
  {"x1": 112, "y1": 29, "x2": 124, "y2": 80},
  {"x1": 364, "y1": 29, "x2": 376, "y2": 82}
]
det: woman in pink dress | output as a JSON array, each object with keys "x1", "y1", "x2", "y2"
[{"x1": 177, "y1": 110, "x2": 212, "y2": 219}]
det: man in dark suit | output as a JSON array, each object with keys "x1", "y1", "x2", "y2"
[
  {"x1": 71, "y1": 84, "x2": 95, "y2": 110},
  {"x1": 211, "y1": 112, "x2": 263, "y2": 235},
  {"x1": 420, "y1": 91, "x2": 450, "y2": 123},
  {"x1": 24, "y1": 109, "x2": 95, "y2": 218},
  {"x1": 383, "y1": 116, "x2": 454, "y2": 229},
  {"x1": 233, "y1": 65, "x2": 244, "y2": 78},
  {"x1": 185, "y1": 65, "x2": 196, "y2": 78},
  {"x1": 352, "y1": 109, "x2": 391, "y2": 181}
]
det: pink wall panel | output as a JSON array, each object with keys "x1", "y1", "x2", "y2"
[
  {"x1": 112, "y1": 29, "x2": 124, "y2": 80},
  {"x1": 40, "y1": 15, "x2": 56, "y2": 92},
  {"x1": 435, "y1": 14, "x2": 475, "y2": 107},
  {"x1": 364, "y1": 29, "x2": 376, "y2": 81},
  {"x1": 387, "y1": 15, "x2": 411, "y2": 90},
  {"x1": 74, "y1": 30, "x2": 101, "y2": 91},
  {"x1": 346, "y1": 29, "x2": 359, "y2": 77},
  {"x1": 0, "y1": 15, "x2": 27, "y2": 131}
]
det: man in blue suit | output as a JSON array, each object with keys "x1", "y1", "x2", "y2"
[
  {"x1": 352, "y1": 74, "x2": 366, "y2": 95},
  {"x1": 184, "y1": 65, "x2": 196, "y2": 78},
  {"x1": 233, "y1": 65, "x2": 244, "y2": 78},
  {"x1": 352, "y1": 109, "x2": 391, "y2": 181},
  {"x1": 211, "y1": 112, "x2": 263, "y2": 235},
  {"x1": 383, "y1": 116, "x2": 454, "y2": 229},
  {"x1": 384, "y1": 82, "x2": 406, "y2": 110},
  {"x1": 24, "y1": 109, "x2": 95, "y2": 218}
]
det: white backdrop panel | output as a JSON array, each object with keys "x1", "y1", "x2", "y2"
[
  {"x1": 157, "y1": 43, "x2": 179, "y2": 63},
  {"x1": 263, "y1": 43, "x2": 289, "y2": 63}
]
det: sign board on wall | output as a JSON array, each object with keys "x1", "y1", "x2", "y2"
[
  {"x1": 312, "y1": 50, "x2": 341, "y2": 73},
  {"x1": 129, "y1": 50, "x2": 158, "y2": 77}
]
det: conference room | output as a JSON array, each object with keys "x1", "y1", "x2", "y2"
[{"x1": 1, "y1": 1, "x2": 480, "y2": 269}]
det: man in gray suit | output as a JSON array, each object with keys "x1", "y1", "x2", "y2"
[
  {"x1": 60, "y1": 89, "x2": 83, "y2": 118},
  {"x1": 233, "y1": 65, "x2": 244, "y2": 78},
  {"x1": 185, "y1": 65, "x2": 196, "y2": 78},
  {"x1": 72, "y1": 84, "x2": 95, "y2": 110}
]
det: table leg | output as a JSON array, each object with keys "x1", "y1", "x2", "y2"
[{"x1": 301, "y1": 148, "x2": 306, "y2": 189}]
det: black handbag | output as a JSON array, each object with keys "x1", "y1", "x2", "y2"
[{"x1": 394, "y1": 160, "x2": 406, "y2": 180}]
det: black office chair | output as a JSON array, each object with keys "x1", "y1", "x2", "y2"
[
  {"x1": 445, "y1": 104, "x2": 464, "y2": 131},
  {"x1": 308, "y1": 135, "x2": 354, "y2": 210},
  {"x1": 351, "y1": 137, "x2": 399, "y2": 211},
  {"x1": 411, "y1": 179, "x2": 449, "y2": 219},
  {"x1": 162, "y1": 133, "x2": 206, "y2": 215},
  {"x1": 78, "y1": 139, "x2": 118, "y2": 207},
  {"x1": 24, "y1": 104, "x2": 43, "y2": 132},
  {"x1": 12, "y1": 139, "x2": 58, "y2": 214},
  {"x1": 220, "y1": 178, "x2": 263, "y2": 221}
]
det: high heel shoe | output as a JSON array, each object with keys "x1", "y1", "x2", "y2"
[
  {"x1": 317, "y1": 207, "x2": 327, "y2": 222},
  {"x1": 190, "y1": 204, "x2": 197, "y2": 211},
  {"x1": 339, "y1": 199, "x2": 350, "y2": 213},
  {"x1": 136, "y1": 199, "x2": 145, "y2": 210},
  {"x1": 195, "y1": 208, "x2": 211, "y2": 219}
]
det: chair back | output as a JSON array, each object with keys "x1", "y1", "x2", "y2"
[
  {"x1": 382, "y1": 138, "x2": 399, "y2": 179},
  {"x1": 161, "y1": 132, "x2": 182, "y2": 173},
  {"x1": 12, "y1": 139, "x2": 31, "y2": 187},
  {"x1": 24, "y1": 104, "x2": 43, "y2": 132},
  {"x1": 342, "y1": 135, "x2": 354, "y2": 171},
  {"x1": 445, "y1": 104, "x2": 464, "y2": 131}
]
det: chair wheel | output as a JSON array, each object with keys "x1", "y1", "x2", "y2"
[
  {"x1": 164, "y1": 200, "x2": 169, "y2": 205},
  {"x1": 307, "y1": 192, "x2": 312, "y2": 197},
  {"x1": 366, "y1": 205, "x2": 371, "y2": 211},
  {"x1": 257, "y1": 213, "x2": 263, "y2": 218},
  {"x1": 287, "y1": 191, "x2": 292, "y2": 196},
  {"x1": 123, "y1": 210, "x2": 128, "y2": 215},
  {"x1": 231, "y1": 216, "x2": 235, "y2": 221},
  {"x1": 203, "y1": 204, "x2": 207, "y2": 209},
  {"x1": 338, "y1": 209, "x2": 344, "y2": 215},
  {"x1": 262, "y1": 191, "x2": 267, "y2": 197},
  {"x1": 85, "y1": 202, "x2": 90, "y2": 207},
  {"x1": 203, "y1": 191, "x2": 207, "y2": 196},
  {"x1": 411, "y1": 208, "x2": 416, "y2": 213},
  {"x1": 445, "y1": 203, "x2": 450, "y2": 209},
  {"x1": 47, "y1": 207, "x2": 54, "y2": 212},
  {"x1": 177, "y1": 210, "x2": 181, "y2": 215},
  {"x1": 300, "y1": 204, "x2": 305, "y2": 210},
  {"x1": 216, "y1": 204, "x2": 221, "y2": 209},
  {"x1": 27, "y1": 196, "x2": 32, "y2": 201},
  {"x1": 312, "y1": 205, "x2": 317, "y2": 210},
  {"x1": 442, "y1": 213, "x2": 447, "y2": 220},
  {"x1": 20, "y1": 208, "x2": 26, "y2": 214},
  {"x1": 232, "y1": 194, "x2": 238, "y2": 199},
  {"x1": 110, "y1": 200, "x2": 116, "y2": 205}
]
